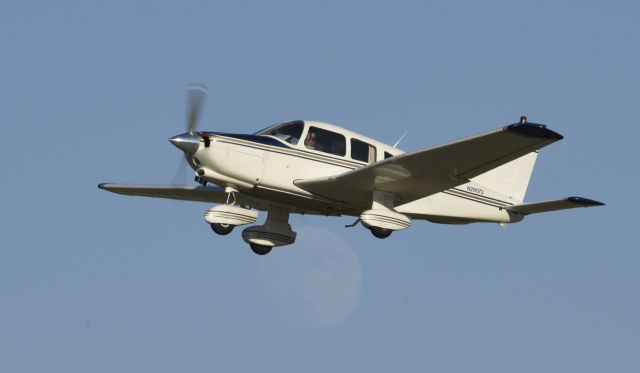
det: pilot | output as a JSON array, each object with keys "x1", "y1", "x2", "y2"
[{"x1": 304, "y1": 131, "x2": 317, "y2": 150}]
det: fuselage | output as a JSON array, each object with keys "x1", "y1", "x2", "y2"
[{"x1": 191, "y1": 120, "x2": 521, "y2": 224}]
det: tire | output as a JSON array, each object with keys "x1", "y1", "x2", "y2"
[
  {"x1": 370, "y1": 226, "x2": 392, "y2": 239},
  {"x1": 250, "y1": 243, "x2": 272, "y2": 255},
  {"x1": 210, "y1": 223, "x2": 234, "y2": 235}
]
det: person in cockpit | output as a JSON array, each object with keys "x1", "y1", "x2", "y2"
[{"x1": 304, "y1": 130, "x2": 317, "y2": 150}]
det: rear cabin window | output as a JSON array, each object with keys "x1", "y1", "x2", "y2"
[
  {"x1": 351, "y1": 138, "x2": 377, "y2": 163},
  {"x1": 384, "y1": 151, "x2": 394, "y2": 159},
  {"x1": 304, "y1": 127, "x2": 346, "y2": 156},
  {"x1": 258, "y1": 121, "x2": 304, "y2": 145}
]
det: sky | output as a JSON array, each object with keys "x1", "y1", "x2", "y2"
[{"x1": 1, "y1": 0, "x2": 638, "y2": 372}]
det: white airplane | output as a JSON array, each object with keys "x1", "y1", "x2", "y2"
[{"x1": 99, "y1": 84, "x2": 604, "y2": 255}]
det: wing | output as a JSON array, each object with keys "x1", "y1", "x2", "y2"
[
  {"x1": 505, "y1": 197, "x2": 604, "y2": 215},
  {"x1": 98, "y1": 183, "x2": 322, "y2": 214},
  {"x1": 294, "y1": 122, "x2": 563, "y2": 206},
  {"x1": 98, "y1": 183, "x2": 228, "y2": 203}
]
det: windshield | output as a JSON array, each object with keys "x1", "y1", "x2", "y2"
[{"x1": 254, "y1": 120, "x2": 304, "y2": 145}]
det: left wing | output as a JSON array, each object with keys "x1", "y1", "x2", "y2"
[
  {"x1": 295, "y1": 122, "x2": 563, "y2": 207},
  {"x1": 98, "y1": 183, "x2": 228, "y2": 203},
  {"x1": 98, "y1": 183, "x2": 324, "y2": 214}
]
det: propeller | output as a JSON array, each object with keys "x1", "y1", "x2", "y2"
[
  {"x1": 185, "y1": 83, "x2": 208, "y2": 134},
  {"x1": 170, "y1": 83, "x2": 208, "y2": 184},
  {"x1": 171, "y1": 155, "x2": 190, "y2": 185}
]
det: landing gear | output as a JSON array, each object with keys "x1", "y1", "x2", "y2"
[
  {"x1": 210, "y1": 223, "x2": 234, "y2": 235},
  {"x1": 370, "y1": 226, "x2": 392, "y2": 239},
  {"x1": 250, "y1": 243, "x2": 272, "y2": 255},
  {"x1": 359, "y1": 191, "x2": 410, "y2": 239},
  {"x1": 204, "y1": 190, "x2": 292, "y2": 255},
  {"x1": 204, "y1": 189, "x2": 257, "y2": 237},
  {"x1": 242, "y1": 208, "x2": 296, "y2": 255}
]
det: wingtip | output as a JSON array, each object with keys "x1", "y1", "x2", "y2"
[
  {"x1": 98, "y1": 183, "x2": 114, "y2": 191},
  {"x1": 505, "y1": 122, "x2": 563, "y2": 140},
  {"x1": 567, "y1": 196, "x2": 605, "y2": 207}
]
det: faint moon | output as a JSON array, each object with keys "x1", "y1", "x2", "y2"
[{"x1": 259, "y1": 226, "x2": 362, "y2": 328}]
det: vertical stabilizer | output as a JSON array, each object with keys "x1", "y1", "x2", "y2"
[{"x1": 471, "y1": 151, "x2": 538, "y2": 203}]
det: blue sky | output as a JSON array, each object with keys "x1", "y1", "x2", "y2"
[{"x1": 1, "y1": 1, "x2": 637, "y2": 372}]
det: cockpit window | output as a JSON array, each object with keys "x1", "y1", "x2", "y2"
[
  {"x1": 255, "y1": 120, "x2": 304, "y2": 145},
  {"x1": 304, "y1": 126, "x2": 346, "y2": 156}
]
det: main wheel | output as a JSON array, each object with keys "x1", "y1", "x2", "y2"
[
  {"x1": 250, "y1": 243, "x2": 272, "y2": 255},
  {"x1": 210, "y1": 223, "x2": 234, "y2": 235},
  {"x1": 370, "y1": 226, "x2": 392, "y2": 239}
]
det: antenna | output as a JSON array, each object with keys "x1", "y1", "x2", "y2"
[{"x1": 393, "y1": 131, "x2": 408, "y2": 148}]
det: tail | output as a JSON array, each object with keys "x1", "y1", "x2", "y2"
[{"x1": 471, "y1": 151, "x2": 538, "y2": 203}]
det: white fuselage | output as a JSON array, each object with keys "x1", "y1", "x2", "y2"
[{"x1": 193, "y1": 121, "x2": 520, "y2": 224}]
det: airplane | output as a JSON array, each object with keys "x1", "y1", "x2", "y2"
[{"x1": 99, "y1": 84, "x2": 604, "y2": 255}]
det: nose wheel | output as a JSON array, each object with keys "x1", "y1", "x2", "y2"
[
  {"x1": 370, "y1": 226, "x2": 392, "y2": 239},
  {"x1": 210, "y1": 223, "x2": 234, "y2": 235}
]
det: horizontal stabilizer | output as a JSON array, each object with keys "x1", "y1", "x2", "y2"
[{"x1": 505, "y1": 197, "x2": 604, "y2": 215}]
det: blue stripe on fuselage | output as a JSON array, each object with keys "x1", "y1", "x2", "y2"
[{"x1": 201, "y1": 132, "x2": 292, "y2": 149}]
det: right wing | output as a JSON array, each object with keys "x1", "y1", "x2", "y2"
[
  {"x1": 98, "y1": 183, "x2": 228, "y2": 203},
  {"x1": 295, "y1": 122, "x2": 563, "y2": 207}
]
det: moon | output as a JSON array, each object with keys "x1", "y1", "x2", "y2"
[{"x1": 259, "y1": 226, "x2": 362, "y2": 328}]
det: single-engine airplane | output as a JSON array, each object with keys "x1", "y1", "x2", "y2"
[{"x1": 99, "y1": 84, "x2": 604, "y2": 255}]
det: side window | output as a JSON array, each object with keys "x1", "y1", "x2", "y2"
[
  {"x1": 304, "y1": 127, "x2": 346, "y2": 156},
  {"x1": 384, "y1": 151, "x2": 394, "y2": 159},
  {"x1": 351, "y1": 138, "x2": 377, "y2": 163}
]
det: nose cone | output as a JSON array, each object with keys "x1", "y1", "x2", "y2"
[{"x1": 169, "y1": 132, "x2": 200, "y2": 154}]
